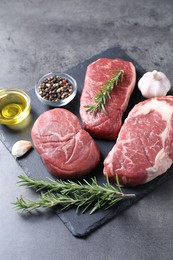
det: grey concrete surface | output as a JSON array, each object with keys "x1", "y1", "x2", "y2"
[{"x1": 0, "y1": 0, "x2": 173, "y2": 260}]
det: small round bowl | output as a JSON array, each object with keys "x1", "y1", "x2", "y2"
[
  {"x1": 0, "y1": 88, "x2": 31, "y2": 127},
  {"x1": 35, "y1": 72, "x2": 77, "y2": 107}
]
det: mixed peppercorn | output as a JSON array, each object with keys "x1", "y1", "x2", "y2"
[{"x1": 38, "y1": 75, "x2": 73, "y2": 102}]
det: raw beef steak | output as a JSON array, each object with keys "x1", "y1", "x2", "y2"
[
  {"x1": 104, "y1": 96, "x2": 173, "y2": 186},
  {"x1": 31, "y1": 108, "x2": 100, "y2": 179},
  {"x1": 80, "y1": 58, "x2": 136, "y2": 140}
]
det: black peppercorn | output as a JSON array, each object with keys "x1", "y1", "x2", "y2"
[{"x1": 38, "y1": 75, "x2": 73, "y2": 102}]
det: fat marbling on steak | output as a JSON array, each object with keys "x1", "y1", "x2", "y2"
[
  {"x1": 31, "y1": 108, "x2": 100, "y2": 179},
  {"x1": 104, "y1": 96, "x2": 173, "y2": 186},
  {"x1": 80, "y1": 58, "x2": 136, "y2": 140}
]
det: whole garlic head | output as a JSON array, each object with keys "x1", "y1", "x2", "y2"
[{"x1": 138, "y1": 70, "x2": 171, "y2": 98}]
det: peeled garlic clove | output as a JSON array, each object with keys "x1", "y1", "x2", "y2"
[
  {"x1": 138, "y1": 70, "x2": 171, "y2": 98},
  {"x1": 12, "y1": 140, "x2": 32, "y2": 159}
]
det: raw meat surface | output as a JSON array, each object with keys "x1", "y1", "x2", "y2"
[
  {"x1": 80, "y1": 58, "x2": 136, "y2": 140},
  {"x1": 31, "y1": 108, "x2": 100, "y2": 179},
  {"x1": 104, "y1": 96, "x2": 173, "y2": 186}
]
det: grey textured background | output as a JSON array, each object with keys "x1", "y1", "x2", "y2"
[
  {"x1": 0, "y1": 0, "x2": 172, "y2": 90},
  {"x1": 0, "y1": 0, "x2": 173, "y2": 260}
]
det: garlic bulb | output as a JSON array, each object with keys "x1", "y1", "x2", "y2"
[
  {"x1": 138, "y1": 70, "x2": 171, "y2": 98},
  {"x1": 12, "y1": 140, "x2": 32, "y2": 159}
]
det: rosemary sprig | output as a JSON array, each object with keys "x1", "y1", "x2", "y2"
[
  {"x1": 85, "y1": 69, "x2": 124, "y2": 115},
  {"x1": 14, "y1": 175, "x2": 135, "y2": 214}
]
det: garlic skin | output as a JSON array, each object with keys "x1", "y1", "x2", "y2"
[
  {"x1": 138, "y1": 70, "x2": 171, "y2": 98},
  {"x1": 12, "y1": 140, "x2": 32, "y2": 159}
]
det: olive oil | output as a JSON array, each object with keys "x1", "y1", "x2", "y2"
[
  {"x1": 2, "y1": 103, "x2": 23, "y2": 119},
  {"x1": 0, "y1": 89, "x2": 31, "y2": 126}
]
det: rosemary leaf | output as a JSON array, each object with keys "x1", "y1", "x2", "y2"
[
  {"x1": 14, "y1": 174, "x2": 135, "y2": 214},
  {"x1": 85, "y1": 69, "x2": 124, "y2": 115}
]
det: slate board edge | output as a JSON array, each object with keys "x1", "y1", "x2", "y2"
[
  {"x1": 65, "y1": 44, "x2": 146, "y2": 78},
  {"x1": 56, "y1": 169, "x2": 173, "y2": 238},
  {"x1": 1, "y1": 127, "x2": 173, "y2": 238}
]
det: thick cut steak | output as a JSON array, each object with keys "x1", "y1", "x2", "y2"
[
  {"x1": 31, "y1": 108, "x2": 100, "y2": 179},
  {"x1": 80, "y1": 58, "x2": 136, "y2": 140},
  {"x1": 104, "y1": 96, "x2": 173, "y2": 186}
]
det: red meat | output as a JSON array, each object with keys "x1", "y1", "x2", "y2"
[
  {"x1": 31, "y1": 108, "x2": 100, "y2": 179},
  {"x1": 104, "y1": 96, "x2": 173, "y2": 186},
  {"x1": 80, "y1": 58, "x2": 136, "y2": 140}
]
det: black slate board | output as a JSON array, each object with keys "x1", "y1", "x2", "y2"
[{"x1": 1, "y1": 46, "x2": 173, "y2": 238}]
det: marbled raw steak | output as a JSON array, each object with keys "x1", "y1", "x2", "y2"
[
  {"x1": 104, "y1": 96, "x2": 173, "y2": 186},
  {"x1": 80, "y1": 58, "x2": 136, "y2": 140}
]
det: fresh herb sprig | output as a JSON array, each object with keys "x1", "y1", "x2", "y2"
[
  {"x1": 14, "y1": 174, "x2": 135, "y2": 214},
  {"x1": 85, "y1": 70, "x2": 124, "y2": 115}
]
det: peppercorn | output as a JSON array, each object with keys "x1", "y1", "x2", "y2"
[{"x1": 38, "y1": 75, "x2": 73, "y2": 102}]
